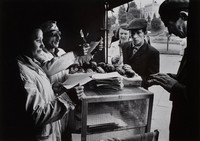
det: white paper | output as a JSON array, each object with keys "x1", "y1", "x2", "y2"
[
  {"x1": 63, "y1": 73, "x2": 92, "y2": 89},
  {"x1": 92, "y1": 72, "x2": 121, "y2": 80}
]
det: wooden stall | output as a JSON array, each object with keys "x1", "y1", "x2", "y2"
[{"x1": 68, "y1": 85, "x2": 153, "y2": 141}]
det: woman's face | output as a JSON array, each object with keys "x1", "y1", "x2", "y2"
[
  {"x1": 119, "y1": 28, "x2": 130, "y2": 43},
  {"x1": 31, "y1": 29, "x2": 44, "y2": 58}
]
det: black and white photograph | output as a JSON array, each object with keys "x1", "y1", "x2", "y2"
[{"x1": 0, "y1": 0, "x2": 200, "y2": 141}]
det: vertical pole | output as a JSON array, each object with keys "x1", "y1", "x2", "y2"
[
  {"x1": 146, "y1": 94, "x2": 154, "y2": 132},
  {"x1": 140, "y1": 0, "x2": 142, "y2": 18},
  {"x1": 167, "y1": 35, "x2": 170, "y2": 51},
  {"x1": 152, "y1": 0, "x2": 154, "y2": 20},
  {"x1": 104, "y1": 2, "x2": 109, "y2": 64},
  {"x1": 81, "y1": 99, "x2": 88, "y2": 141}
]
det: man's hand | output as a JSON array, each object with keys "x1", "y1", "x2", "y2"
[
  {"x1": 98, "y1": 37, "x2": 104, "y2": 51},
  {"x1": 74, "y1": 84, "x2": 84, "y2": 100},
  {"x1": 83, "y1": 43, "x2": 90, "y2": 55},
  {"x1": 90, "y1": 37, "x2": 104, "y2": 55},
  {"x1": 111, "y1": 55, "x2": 122, "y2": 67},
  {"x1": 76, "y1": 54, "x2": 93, "y2": 66},
  {"x1": 67, "y1": 84, "x2": 84, "y2": 103},
  {"x1": 147, "y1": 73, "x2": 178, "y2": 92},
  {"x1": 52, "y1": 82, "x2": 65, "y2": 96},
  {"x1": 77, "y1": 43, "x2": 90, "y2": 56}
]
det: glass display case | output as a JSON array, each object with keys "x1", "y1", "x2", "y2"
[{"x1": 77, "y1": 86, "x2": 154, "y2": 141}]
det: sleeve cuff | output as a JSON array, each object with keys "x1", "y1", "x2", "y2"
[
  {"x1": 62, "y1": 51, "x2": 76, "y2": 63},
  {"x1": 169, "y1": 82, "x2": 187, "y2": 101},
  {"x1": 167, "y1": 73, "x2": 177, "y2": 79},
  {"x1": 58, "y1": 92, "x2": 76, "y2": 110}
]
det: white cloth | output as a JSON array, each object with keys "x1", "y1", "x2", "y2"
[
  {"x1": 37, "y1": 48, "x2": 75, "y2": 84},
  {"x1": 37, "y1": 47, "x2": 92, "y2": 84},
  {"x1": 108, "y1": 40, "x2": 123, "y2": 64}
]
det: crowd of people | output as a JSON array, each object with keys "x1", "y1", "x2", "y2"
[{"x1": 2, "y1": 0, "x2": 200, "y2": 141}]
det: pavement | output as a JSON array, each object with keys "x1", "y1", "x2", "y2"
[{"x1": 149, "y1": 54, "x2": 182, "y2": 141}]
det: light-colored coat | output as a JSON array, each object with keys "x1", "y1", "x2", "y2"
[
  {"x1": 37, "y1": 48, "x2": 75, "y2": 84},
  {"x1": 18, "y1": 55, "x2": 74, "y2": 141}
]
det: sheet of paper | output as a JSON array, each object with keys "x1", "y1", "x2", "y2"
[
  {"x1": 62, "y1": 72, "x2": 122, "y2": 90},
  {"x1": 87, "y1": 113, "x2": 127, "y2": 127},
  {"x1": 88, "y1": 37, "x2": 103, "y2": 54},
  {"x1": 63, "y1": 73, "x2": 92, "y2": 89}
]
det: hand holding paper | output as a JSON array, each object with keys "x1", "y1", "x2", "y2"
[
  {"x1": 90, "y1": 37, "x2": 104, "y2": 55},
  {"x1": 66, "y1": 83, "x2": 84, "y2": 104}
]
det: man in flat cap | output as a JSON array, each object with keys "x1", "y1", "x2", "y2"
[
  {"x1": 148, "y1": 0, "x2": 200, "y2": 141},
  {"x1": 120, "y1": 18, "x2": 159, "y2": 89}
]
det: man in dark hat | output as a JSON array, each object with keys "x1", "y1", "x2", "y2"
[
  {"x1": 120, "y1": 18, "x2": 160, "y2": 89},
  {"x1": 148, "y1": 0, "x2": 200, "y2": 141}
]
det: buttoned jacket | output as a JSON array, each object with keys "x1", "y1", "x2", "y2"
[{"x1": 121, "y1": 41, "x2": 160, "y2": 88}]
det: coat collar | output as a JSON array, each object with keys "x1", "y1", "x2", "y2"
[
  {"x1": 17, "y1": 55, "x2": 45, "y2": 73},
  {"x1": 129, "y1": 40, "x2": 148, "y2": 60}
]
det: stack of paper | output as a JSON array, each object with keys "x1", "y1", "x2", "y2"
[
  {"x1": 91, "y1": 72, "x2": 124, "y2": 90},
  {"x1": 62, "y1": 73, "x2": 92, "y2": 89},
  {"x1": 87, "y1": 113, "x2": 127, "y2": 132},
  {"x1": 62, "y1": 72, "x2": 124, "y2": 90}
]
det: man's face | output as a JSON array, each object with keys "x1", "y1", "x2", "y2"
[
  {"x1": 31, "y1": 29, "x2": 44, "y2": 58},
  {"x1": 119, "y1": 28, "x2": 130, "y2": 43},
  {"x1": 166, "y1": 18, "x2": 187, "y2": 38},
  {"x1": 44, "y1": 30, "x2": 61, "y2": 49},
  {"x1": 131, "y1": 29, "x2": 145, "y2": 46}
]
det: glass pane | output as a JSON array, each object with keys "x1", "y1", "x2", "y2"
[{"x1": 87, "y1": 99, "x2": 149, "y2": 134}]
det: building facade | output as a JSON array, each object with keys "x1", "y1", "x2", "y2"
[{"x1": 142, "y1": 1, "x2": 160, "y2": 21}]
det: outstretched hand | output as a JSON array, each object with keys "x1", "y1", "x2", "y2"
[
  {"x1": 147, "y1": 73, "x2": 178, "y2": 93},
  {"x1": 67, "y1": 84, "x2": 84, "y2": 103},
  {"x1": 76, "y1": 43, "x2": 90, "y2": 56},
  {"x1": 74, "y1": 84, "x2": 84, "y2": 100},
  {"x1": 76, "y1": 54, "x2": 93, "y2": 66},
  {"x1": 83, "y1": 43, "x2": 90, "y2": 55},
  {"x1": 98, "y1": 37, "x2": 104, "y2": 51},
  {"x1": 90, "y1": 37, "x2": 104, "y2": 54}
]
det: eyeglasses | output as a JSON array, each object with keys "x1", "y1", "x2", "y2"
[{"x1": 45, "y1": 30, "x2": 61, "y2": 37}]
